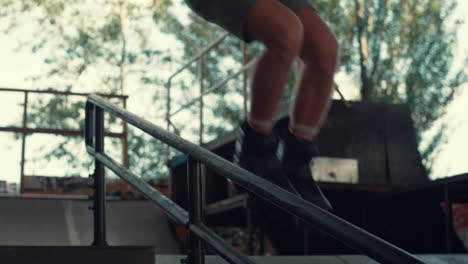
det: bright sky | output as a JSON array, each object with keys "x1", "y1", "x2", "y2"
[{"x1": 0, "y1": 1, "x2": 466, "y2": 185}]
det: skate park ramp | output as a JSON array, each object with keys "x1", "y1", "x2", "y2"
[{"x1": 0, "y1": 196, "x2": 180, "y2": 254}]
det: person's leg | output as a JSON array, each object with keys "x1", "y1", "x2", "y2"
[
  {"x1": 233, "y1": 0, "x2": 306, "y2": 196},
  {"x1": 245, "y1": 0, "x2": 304, "y2": 135},
  {"x1": 234, "y1": 1, "x2": 306, "y2": 231},
  {"x1": 289, "y1": 8, "x2": 339, "y2": 141},
  {"x1": 273, "y1": 6, "x2": 338, "y2": 212}
]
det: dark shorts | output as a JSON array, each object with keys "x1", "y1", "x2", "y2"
[{"x1": 184, "y1": 0, "x2": 314, "y2": 43}]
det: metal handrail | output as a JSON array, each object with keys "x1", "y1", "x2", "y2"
[
  {"x1": 164, "y1": 32, "x2": 231, "y2": 147},
  {"x1": 85, "y1": 94, "x2": 425, "y2": 264},
  {"x1": 166, "y1": 33, "x2": 230, "y2": 84},
  {"x1": 167, "y1": 57, "x2": 258, "y2": 118}
]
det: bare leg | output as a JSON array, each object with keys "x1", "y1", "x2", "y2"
[
  {"x1": 290, "y1": 8, "x2": 339, "y2": 140},
  {"x1": 246, "y1": 0, "x2": 304, "y2": 135}
]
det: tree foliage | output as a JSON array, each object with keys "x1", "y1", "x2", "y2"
[
  {"x1": 1, "y1": 0, "x2": 466, "y2": 178},
  {"x1": 1, "y1": 0, "x2": 174, "y2": 179},
  {"x1": 333, "y1": 0, "x2": 466, "y2": 171}
]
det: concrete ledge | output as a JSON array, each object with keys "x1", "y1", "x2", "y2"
[
  {"x1": 156, "y1": 254, "x2": 468, "y2": 264},
  {"x1": 0, "y1": 246, "x2": 155, "y2": 264}
]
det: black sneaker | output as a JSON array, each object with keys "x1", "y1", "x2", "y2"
[
  {"x1": 233, "y1": 121, "x2": 301, "y2": 232},
  {"x1": 274, "y1": 117, "x2": 333, "y2": 212},
  {"x1": 233, "y1": 121, "x2": 299, "y2": 195}
]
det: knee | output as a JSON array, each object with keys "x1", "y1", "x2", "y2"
[{"x1": 263, "y1": 18, "x2": 304, "y2": 64}]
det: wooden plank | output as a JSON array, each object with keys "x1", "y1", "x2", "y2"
[
  {"x1": 385, "y1": 104, "x2": 428, "y2": 185},
  {"x1": 318, "y1": 101, "x2": 388, "y2": 185}
]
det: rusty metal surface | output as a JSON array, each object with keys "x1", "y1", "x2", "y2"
[
  {"x1": 0, "y1": 126, "x2": 124, "y2": 138},
  {"x1": 0, "y1": 87, "x2": 128, "y2": 99}
]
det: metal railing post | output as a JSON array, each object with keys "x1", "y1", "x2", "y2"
[
  {"x1": 121, "y1": 98, "x2": 129, "y2": 199},
  {"x1": 165, "y1": 80, "x2": 172, "y2": 164},
  {"x1": 188, "y1": 156, "x2": 205, "y2": 264},
  {"x1": 92, "y1": 106, "x2": 108, "y2": 246},
  {"x1": 199, "y1": 55, "x2": 205, "y2": 145},
  {"x1": 247, "y1": 205, "x2": 254, "y2": 255},
  {"x1": 163, "y1": 33, "x2": 229, "y2": 140},
  {"x1": 19, "y1": 91, "x2": 28, "y2": 194},
  {"x1": 444, "y1": 183, "x2": 453, "y2": 253},
  {"x1": 242, "y1": 42, "x2": 248, "y2": 119}
]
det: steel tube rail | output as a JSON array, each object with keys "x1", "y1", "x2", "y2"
[
  {"x1": 85, "y1": 144, "x2": 252, "y2": 264},
  {"x1": 85, "y1": 103, "x2": 95, "y2": 146},
  {"x1": 188, "y1": 158, "x2": 205, "y2": 264},
  {"x1": 168, "y1": 57, "x2": 258, "y2": 118},
  {"x1": 92, "y1": 106, "x2": 108, "y2": 246},
  {"x1": 166, "y1": 33, "x2": 229, "y2": 83},
  {"x1": 86, "y1": 145, "x2": 189, "y2": 226},
  {"x1": 86, "y1": 94, "x2": 424, "y2": 264},
  {"x1": 164, "y1": 32, "x2": 244, "y2": 146}
]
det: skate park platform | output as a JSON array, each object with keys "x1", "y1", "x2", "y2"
[
  {"x1": 0, "y1": 195, "x2": 180, "y2": 254},
  {"x1": 155, "y1": 254, "x2": 468, "y2": 264},
  {"x1": 1, "y1": 195, "x2": 466, "y2": 263}
]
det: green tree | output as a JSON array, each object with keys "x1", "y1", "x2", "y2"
[
  {"x1": 158, "y1": 0, "x2": 467, "y2": 175},
  {"x1": 1, "y1": 0, "x2": 174, "y2": 179},
  {"x1": 333, "y1": 0, "x2": 467, "y2": 173},
  {"x1": 2, "y1": 0, "x2": 465, "y2": 178}
]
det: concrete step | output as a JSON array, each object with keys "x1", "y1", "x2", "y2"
[
  {"x1": 0, "y1": 246, "x2": 155, "y2": 264},
  {"x1": 0, "y1": 197, "x2": 180, "y2": 254},
  {"x1": 156, "y1": 254, "x2": 468, "y2": 264}
]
